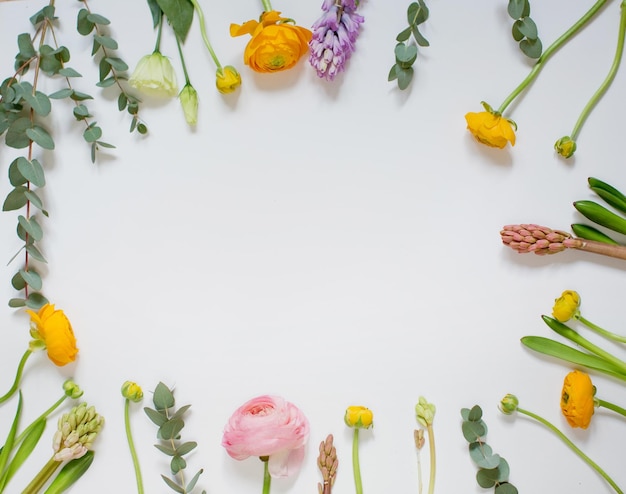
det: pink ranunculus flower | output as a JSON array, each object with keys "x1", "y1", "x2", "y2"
[{"x1": 222, "y1": 395, "x2": 310, "y2": 478}]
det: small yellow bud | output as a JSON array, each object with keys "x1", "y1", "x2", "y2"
[
  {"x1": 555, "y1": 136, "x2": 576, "y2": 158},
  {"x1": 216, "y1": 65, "x2": 241, "y2": 94},
  {"x1": 121, "y1": 381, "x2": 143, "y2": 402},
  {"x1": 499, "y1": 394, "x2": 519, "y2": 415},
  {"x1": 344, "y1": 406, "x2": 373, "y2": 429},
  {"x1": 552, "y1": 290, "x2": 580, "y2": 322}
]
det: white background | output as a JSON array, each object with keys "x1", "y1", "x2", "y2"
[{"x1": 1, "y1": 0, "x2": 626, "y2": 492}]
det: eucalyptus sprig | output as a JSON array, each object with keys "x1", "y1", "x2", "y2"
[
  {"x1": 388, "y1": 0, "x2": 429, "y2": 90},
  {"x1": 76, "y1": 0, "x2": 146, "y2": 135},
  {"x1": 507, "y1": 0, "x2": 542, "y2": 59},
  {"x1": 143, "y1": 382, "x2": 206, "y2": 494},
  {"x1": 572, "y1": 177, "x2": 626, "y2": 244},
  {"x1": 460, "y1": 405, "x2": 518, "y2": 494}
]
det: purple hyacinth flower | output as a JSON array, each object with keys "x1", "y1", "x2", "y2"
[{"x1": 309, "y1": 0, "x2": 364, "y2": 81}]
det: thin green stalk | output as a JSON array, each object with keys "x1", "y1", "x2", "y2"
[
  {"x1": 261, "y1": 0, "x2": 273, "y2": 12},
  {"x1": 570, "y1": 2, "x2": 626, "y2": 140},
  {"x1": 497, "y1": 0, "x2": 609, "y2": 113},
  {"x1": 597, "y1": 398, "x2": 626, "y2": 417},
  {"x1": 426, "y1": 424, "x2": 435, "y2": 494},
  {"x1": 577, "y1": 314, "x2": 626, "y2": 344},
  {"x1": 188, "y1": 0, "x2": 222, "y2": 69},
  {"x1": 21, "y1": 458, "x2": 60, "y2": 494},
  {"x1": 517, "y1": 406, "x2": 623, "y2": 494},
  {"x1": 124, "y1": 400, "x2": 143, "y2": 494},
  {"x1": 174, "y1": 36, "x2": 191, "y2": 85},
  {"x1": 352, "y1": 429, "x2": 363, "y2": 494},
  {"x1": 0, "y1": 350, "x2": 31, "y2": 405},
  {"x1": 261, "y1": 457, "x2": 271, "y2": 494},
  {"x1": 154, "y1": 13, "x2": 164, "y2": 53}
]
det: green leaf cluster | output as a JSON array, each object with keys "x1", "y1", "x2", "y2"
[
  {"x1": 572, "y1": 177, "x2": 626, "y2": 244},
  {"x1": 507, "y1": 0, "x2": 542, "y2": 59},
  {"x1": 522, "y1": 315, "x2": 626, "y2": 382},
  {"x1": 461, "y1": 405, "x2": 518, "y2": 494},
  {"x1": 76, "y1": 1, "x2": 145, "y2": 135},
  {"x1": 388, "y1": 0, "x2": 429, "y2": 90},
  {"x1": 144, "y1": 382, "x2": 206, "y2": 494},
  {"x1": 148, "y1": 0, "x2": 194, "y2": 42}
]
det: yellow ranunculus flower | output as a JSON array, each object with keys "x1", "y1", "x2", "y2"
[
  {"x1": 230, "y1": 11, "x2": 312, "y2": 73},
  {"x1": 216, "y1": 65, "x2": 242, "y2": 94},
  {"x1": 344, "y1": 406, "x2": 373, "y2": 429},
  {"x1": 129, "y1": 51, "x2": 178, "y2": 97},
  {"x1": 27, "y1": 304, "x2": 78, "y2": 366},
  {"x1": 465, "y1": 109, "x2": 516, "y2": 149},
  {"x1": 552, "y1": 290, "x2": 580, "y2": 322},
  {"x1": 561, "y1": 370, "x2": 595, "y2": 429}
]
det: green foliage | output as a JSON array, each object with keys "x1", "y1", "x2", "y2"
[
  {"x1": 77, "y1": 1, "x2": 145, "y2": 135},
  {"x1": 389, "y1": 0, "x2": 429, "y2": 90},
  {"x1": 43, "y1": 451, "x2": 95, "y2": 494},
  {"x1": 461, "y1": 405, "x2": 518, "y2": 494},
  {"x1": 154, "y1": 0, "x2": 194, "y2": 42},
  {"x1": 572, "y1": 177, "x2": 626, "y2": 242},
  {"x1": 507, "y1": 0, "x2": 542, "y2": 59},
  {"x1": 144, "y1": 383, "x2": 206, "y2": 494}
]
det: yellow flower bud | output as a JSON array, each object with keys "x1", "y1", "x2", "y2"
[
  {"x1": 344, "y1": 406, "x2": 373, "y2": 429},
  {"x1": 121, "y1": 381, "x2": 143, "y2": 402},
  {"x1": 465, "y1": 102, "x2": 516, "y2": 149},
  {"x1": 561, "y1": 370, "x2": 595, "y2": 429},
  {"x1": 27, "y1": 304, "x2": 78, "y2": 366},
  {"x1": 178, "y1": 84, "x2": 198, "y2": 126},
  {"x1": 216, "y1": 65, "x2": 241, "y2": 94},
  {"x1": 555, "y1": 136, "x2": 577, "y2": 158},
  {"x1": 552, "y1": 290, "x2": 580, "y2": 322},
  {"x1": 499, "y1": 394, "x2": 519, "y2": 415}
]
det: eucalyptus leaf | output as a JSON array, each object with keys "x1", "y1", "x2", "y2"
[
  {"x1": 396, "y1": 66, "x2": 414, "y2": 90},
  {"x1": 175, "y1": 441, "x2": 197, "y2": 456},
  {"x1": 495, "y1": 482, "x2": 519, "y2": 494},
  {"x1": 171, "y1": 455, "x2": 186, "y2": 474},
  {"x1": 17, "y1": 33, "x2": 36, "y2": 59},
  {"x1": 462, "y1": 420, "x2": 485, "y2": 442},
  {"x1": 516, "y1": 17, "x2": 538, "y2": 39},
  {"x1": 17, "y1": 157, "x2": 45, "y2": 187},
  {"x1": 153, "y1": 382, "x2": 175, "y2": 410},
  {"x1": 11, "y1": 272, "x2": 26, "y2": 291},
  {"x1": 25, "y1": 244, "x2": 47, "y2": 263},
  {"x1": 73, "y1": 105, "x2": 90, "y2": 119},
  {"x1": 507, "y1": 0, "x2": 526, "y2": 19},
  {"x1": 511, "y1": 23, "x2": 524, "y2": 42},
  {"x1": 26, "y1": 126, "x2": 55, "y2": 150},
  {"x1": 476, "y1": 468, "x2": 497, "y2": 488},
  {"x1": 171, "y1": 404, "x2": 191, "y2": 421},
  {"x1": 148, "y1": 0, "x2": 163, "y2": 28},
  {"x1": 96, "y1": 77, "x2": 116, "y2": 88},
  {"x1": 24, "y1": 189, "x2": 45, "y2": 212},
  {"x1": 69, "y1": 90, "x2": 93, "y2": 101},
  {"x1": 99, "y1": 59, "x2": 111, "y2": 81},
  {"x1": 3, "y1": 186, "x2": 28, "y2": 211},
  {"x1": 8, "y1": 158, "x2": 28, "y2": 187},
  {"x1": 76, "y1": 9, "x2": 95, "y2": 35},
  {"x1": 469, "y1": 441, "x2": 493, "y2": 464},
  {"x1": 105, "y1": 57, "x2": 128, "y2": 72},
  {"x1": 468, "y1": 405, "x2": 482, "y2": 421},
  {"x1": 411, "y1": 26, "x2": 429, "y2": 47},
  {"x1": 8, "y1": 298, "x2": 26, "y2": 308},
  {"x1": 396, "y1": 26, "x2": 412, "y2": 42},
  {"x1": 395, "y1": 43, "x2": 418, "y2": 64},
  {"x1": 144, "y1": 407, "x2": 168, "y2": 427},
  {"x1": 387, "y1": 64, "x2": 399, "y2": 82},
  {"x1": 22, "y1": 91, "x2": 51, "y2": 117},
  {"x1": 18, "y1": 215, "x2": 43, "y2": 241},
  {"x1": 154, "y1": 444, "x2": 177, "y2": 456},
  {"x1": 83, "y1": 124, "x2": 102, "y2": 143},
  {"x1": 86, "y1": 13, "x2": 110, "y2": 25},
  {"x1": 6, "y1": 118, "x2": 32, "y2": 149},
  {"x1": 58, "y1": 67, "x2": 82, "y2": 78},
  {"x1": 519, "y1": 37, "x2": 542, "y2": 59},
  {"x1": 26, "y1": 292, "x2": 49, "y2": 310},
  {"x1": 407, "y1": 0, "x2": 429, "y2": 25},
  {"x1": 20, "y1": 269, "x2": 43, "y2": 290},
  {"x1": 48, "y1": 88, "x2": 74, "y2": 100},
  {"x1": 159, "y1": 418, "x2": 185, "y2": 441},
  {"x1": 95, "y1": 35, "x2": 118, "y2": 50},
  {"x1": 161, "y1": 475, "x2": 185, "y2": 494},
  {"x1": 185, "y1": 469, "x2": 203, "y2": 492}
]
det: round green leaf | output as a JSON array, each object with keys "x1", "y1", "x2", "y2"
[
  {"x1": 520, "y1": 37, "x2": 542, "y2": 59},
  {"x1": 26, "y1": 126, "x2": 55, "y2": 150},
  {"x1": 496, "y1": 482, "x2": 519, "y2": 494},
  {"x1": 17, "y1": 157, "x2": 45, "y2": 187}
]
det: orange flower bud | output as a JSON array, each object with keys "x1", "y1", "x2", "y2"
[
  {"x1": 27, "y1": 304, "x2": 78, "y2": 366},
  {"x1": 561, "y1": 370, "x2": 595, "y2": 429}
]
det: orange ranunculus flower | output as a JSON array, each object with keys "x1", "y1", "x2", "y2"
[
  {"x1": 465, "y1": 107, "x2": 516, "y2": 149},
  {"x1": 27, "y1": 304, "x2": 78, "y2": 366},
  {"x1": 561, "y1": 370, "x2": 595, "y2": 429},
  {"x1": 230, "y1": 11, "x2": 312, "y2": 73}
]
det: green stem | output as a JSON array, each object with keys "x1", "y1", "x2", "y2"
[
  {"x1": 0, "y1": 350, "x2": 31, "y2": 405},
  {"x1": 261, "y1": 457, "x2": 271, "y2": 494},
  {"x1": 154, "y1": 13, "x2": 163, "y2": 53},
  {"x1": 426, "y1": 424, "x2": 436, "y2": 494},
  {"x1": 124, "y1": 400, "x2": 144, "y2": 494},
  {"x1": 597, "y1": 398, "x2": 626, "y2": 417},
  {"x1": 21, "y1": 457, "x2": 60, "y2": 494},
  {"x1": 570, "y1": 2, "x2": 626, "y2": 140},
  {"x1": 352, "y1": 429, "x2": 363, "y2": 494},
  {"x1": 517, "y1": 406, "x2": 623, "y2": 494},
  {"x1": 174, "y1": 35, "x2": 191, "y2": 85},
  {"x1": 261, "y1": 0, "x2": 273, "y2": 12},
  {"x1": 188, "y1": 0, "x2": 222, "y2": 69},
  {"x1": 577, "y1": 314, "x2": 626, "y2": 344},
  {"x1": 497, "y1": 0, "x2": 609, "y2": 113}
]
